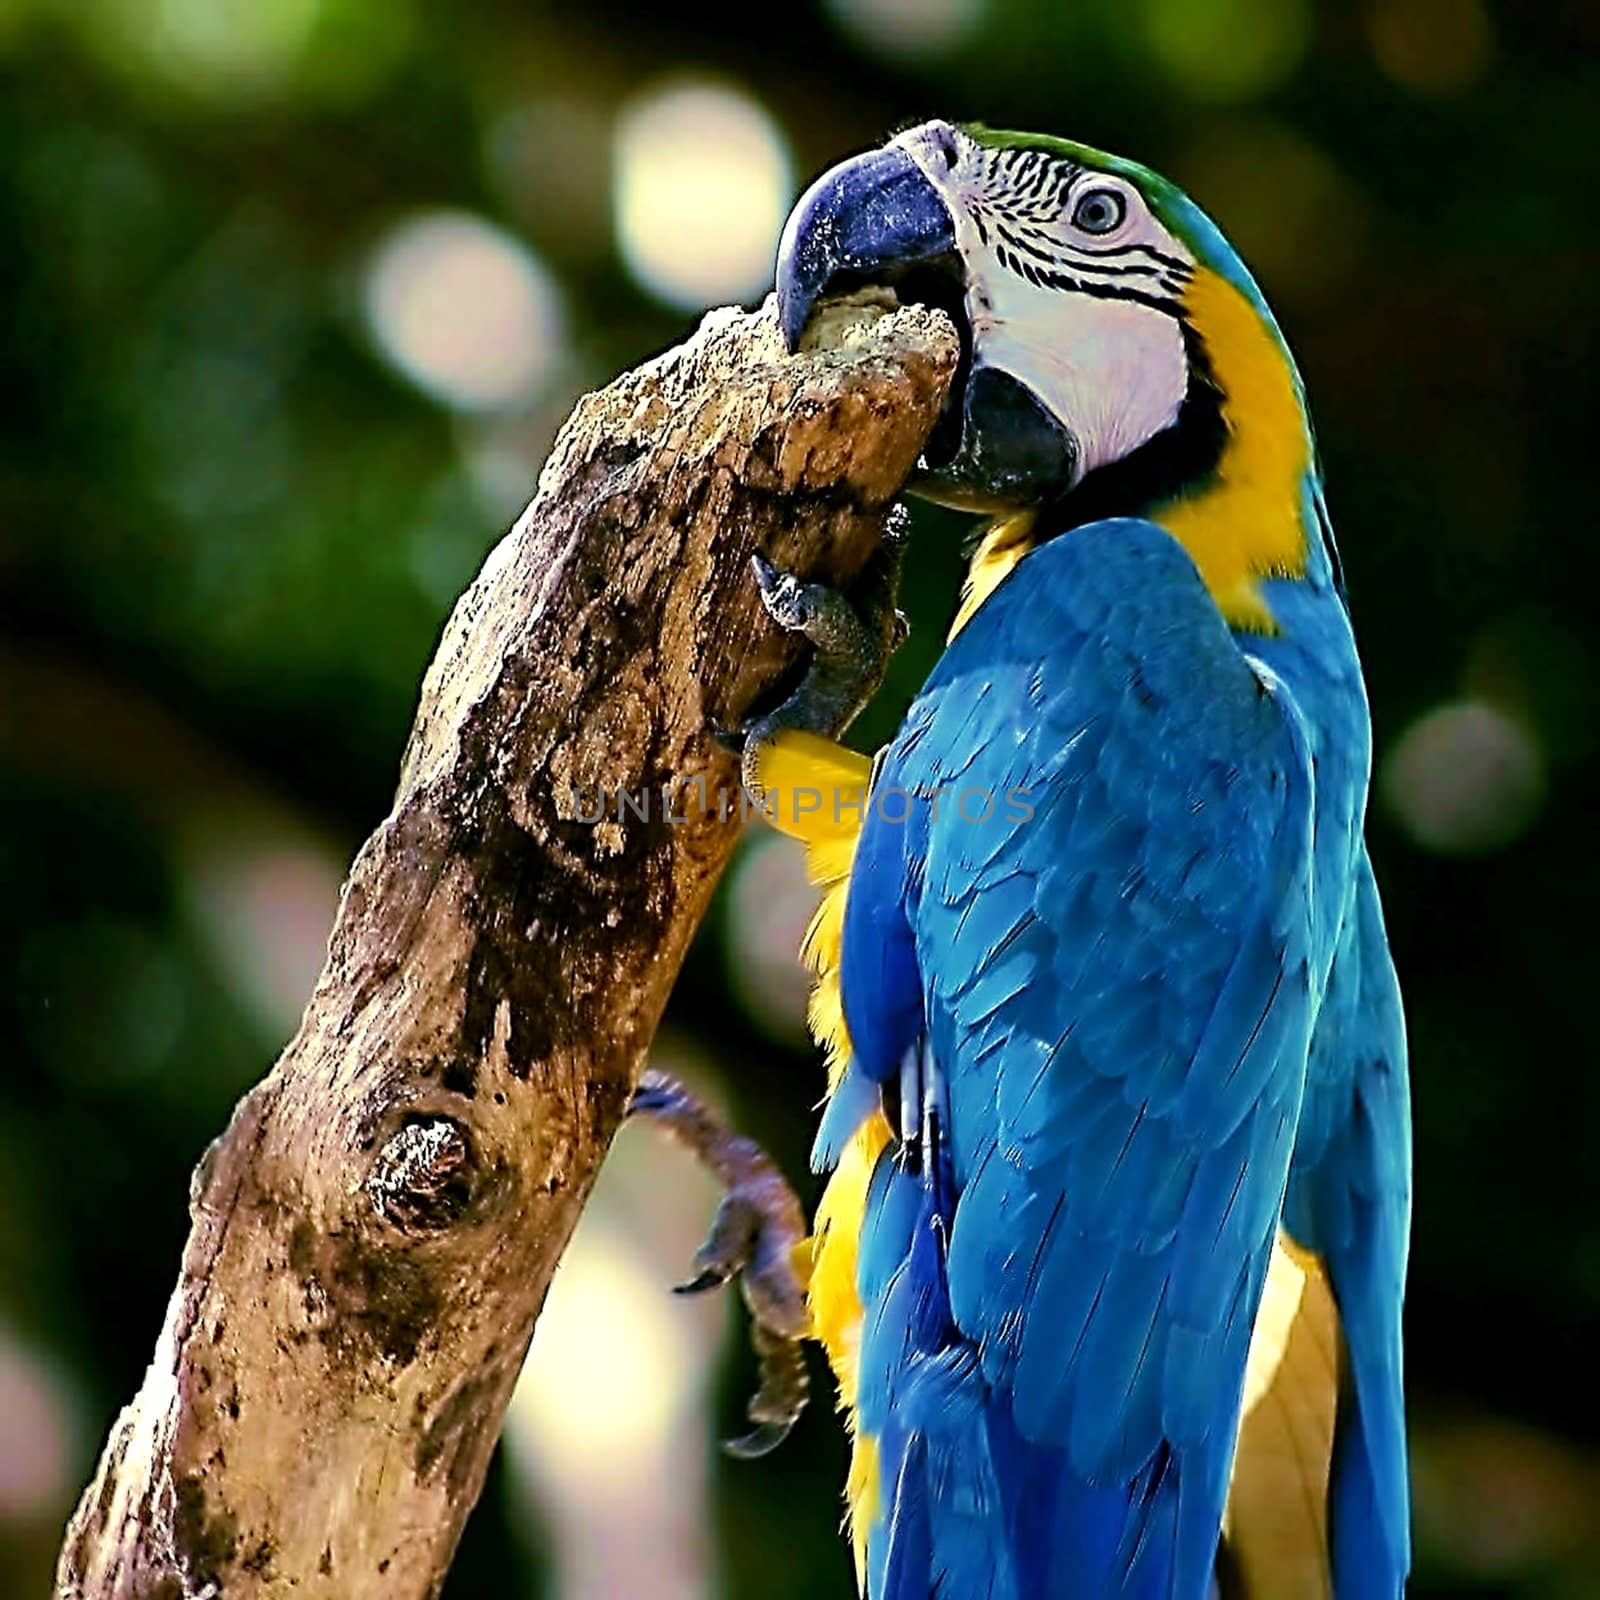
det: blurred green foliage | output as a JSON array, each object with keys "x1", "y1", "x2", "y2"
[{"x1": 3, "y1": 1, "x2": 1599, "y2": 1595}]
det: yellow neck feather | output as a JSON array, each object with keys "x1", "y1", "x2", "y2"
[
  {"x1": 951, "y1": 266, "x2": 1313, "y2": 636},
  {"x1": 949, "y1": 510, "x2": 1037, "y2": 640},
  {"x1": 1154, "y1": 267, "x2": 1311, "y2": 632}
]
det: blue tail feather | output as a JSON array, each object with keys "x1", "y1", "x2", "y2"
[{"x1": 857, "y1": 1141, "x2": 1220, "y2": 1600}]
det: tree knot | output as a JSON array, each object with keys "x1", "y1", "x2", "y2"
[{"x1": 367, "y1": 1116, "x2": 474, "y2": 1233}]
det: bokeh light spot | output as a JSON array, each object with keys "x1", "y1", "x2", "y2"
[
  {"x1": 1381, "y1": 700, "x2": 1545, "y2": 855},
  {"x1": 505, "y1": 1085, "x2": 722, "y2": 1597},
  {"x1": 825, "y1": 0, "x2": 987, "y2": 61},
  {"x1": 1370, "y1": 0, "x2": 1493, "y2": 95},
  {"x1": 724, "y1": 832, "x2": 817, "y2": 1046},
  {"x1": 52, "y1": 0, "x2": 416, "y2": 106},
  {"x1": 514, "y1": 1232, "x2": 686, "y2": 1458},
  {"x1": 153, "y1": 0, "x2": 323, "y2": 86},
  {"x1": 614, "y1": 80, "x2": 793, "y2": 311},
  {"x1": 1412, "y1": 1415, "x2": 1600, "y2": 1576},
  {"x1": 67, "y1": 0, "x2": 324, "y2": 103},
  {"x1": 363, "y1": 211, "x2": 565, "y2": 412},
  {"x1": 0, "y1": 1324, "x2": 78, "y2": 1522},
  {"x1": 1140, "y1": 0, "x2": 1311, "y2": 102},
  {"x1": 182, "y1": 824, "x2": 342, "y2": 1038}
]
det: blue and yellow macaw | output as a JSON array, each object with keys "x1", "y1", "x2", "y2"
[{"x1": 746, "y1": 120, "x2": 1412, "y2": 1598}]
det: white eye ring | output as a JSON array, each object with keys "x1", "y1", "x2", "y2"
[{"x1": 1072, "y1": 187, "x2": 1126, "y2": 235}]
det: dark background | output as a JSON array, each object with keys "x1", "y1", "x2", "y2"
[{"x1": 3, "y1": 1, "x2": 1597, "y2": 1595}]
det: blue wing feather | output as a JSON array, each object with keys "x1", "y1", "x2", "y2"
[
  {"x1": 841, "y1": 520, "x2": 1321, "y2": 1598},
  {"x1": 1284, "y1": 854, "x2": 1413, "y2": 1596}
]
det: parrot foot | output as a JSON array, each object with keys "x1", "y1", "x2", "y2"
[
  {"x1": 736, "y1": 506, "x2": 911, "y2": 804},
  {"x1": 627, "y1": 1069, "x2": 810, "y2": 1457}
]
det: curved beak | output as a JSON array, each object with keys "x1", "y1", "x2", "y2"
[
  {"x1": 775, "y1": 144, "x2": 957, "y2": 352},
  {"x1": 775, "y1": 132, "x2": 1079, "y2": 510}
]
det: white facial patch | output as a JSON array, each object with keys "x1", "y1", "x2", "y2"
[
  {"x1": 895, "y1": 122, "x2": 1197, "y2": 483},
  {"x1": 978, "y1": 279, "x2": 1190, "y2": 477}
]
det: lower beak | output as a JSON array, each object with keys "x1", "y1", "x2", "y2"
[{"x1": 775, "y1": 145, "x2": 958, "y2": 353}]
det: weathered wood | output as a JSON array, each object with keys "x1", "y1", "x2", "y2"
[{"x1": 54, "y1": 297, "x2": 957, "y2": 1600}]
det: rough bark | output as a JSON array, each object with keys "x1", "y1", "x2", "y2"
[{"x1": 54, "y1": 296, "x2": 957, "y2": 1600}]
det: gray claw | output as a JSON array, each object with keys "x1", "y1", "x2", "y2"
[
  {"x1": 674, "y1": 1267, "x2": 729, "y2": 1296},
  {"x1": 723, "y1": 1421, "x2": 794, "y2": 1460}
]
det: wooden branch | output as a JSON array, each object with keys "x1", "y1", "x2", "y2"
[{"x1": 55, "y1": 297, "x2": 957, "y2": 1600}]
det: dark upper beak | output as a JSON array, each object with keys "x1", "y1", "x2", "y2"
[{"x1": 775, "y1": 144, "x2": 957, "y2": 353}]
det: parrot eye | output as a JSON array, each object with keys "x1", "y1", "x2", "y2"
[{"x1": 1071, "y1": 188, "x2": 1126, "y2": 235}]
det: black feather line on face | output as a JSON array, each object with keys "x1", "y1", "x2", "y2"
[
  {"x1": 985, "y1": 147, "x2": 1079, "y2": 215},
  {"x1": 985, "y1": 220, "x2": 1190, "y2": 276},
  {"x1": 992, "y1": 251, "x2": 1186, "y2": 315},
  {"x1": 1019, "y1": 154, "x2": 1053, "y2": 201},
  {"x1": 991, "y1": 219, "x2": 1171, "y2": 284}
]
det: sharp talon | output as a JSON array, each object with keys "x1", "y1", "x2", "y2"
[
  {"x1": 750, "y1": 553, "x2": 784, "y2": 611},
  {"x1": 723, "y1": 1421, "x2": 794, "y2": 1460},
  {"x1": 674, "y1": 1268, "x2": 729, "y2": 1296},
  {"x1": 627, "y1": 1070, "x2": 677, "y2": 1118},
  {"x1": 751, "y1": 552, "x2": 815, "y2": 631}
]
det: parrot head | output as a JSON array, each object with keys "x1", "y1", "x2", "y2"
[{"x1": 776, "y1": 120, "x2": 1285, "y2": 520}]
